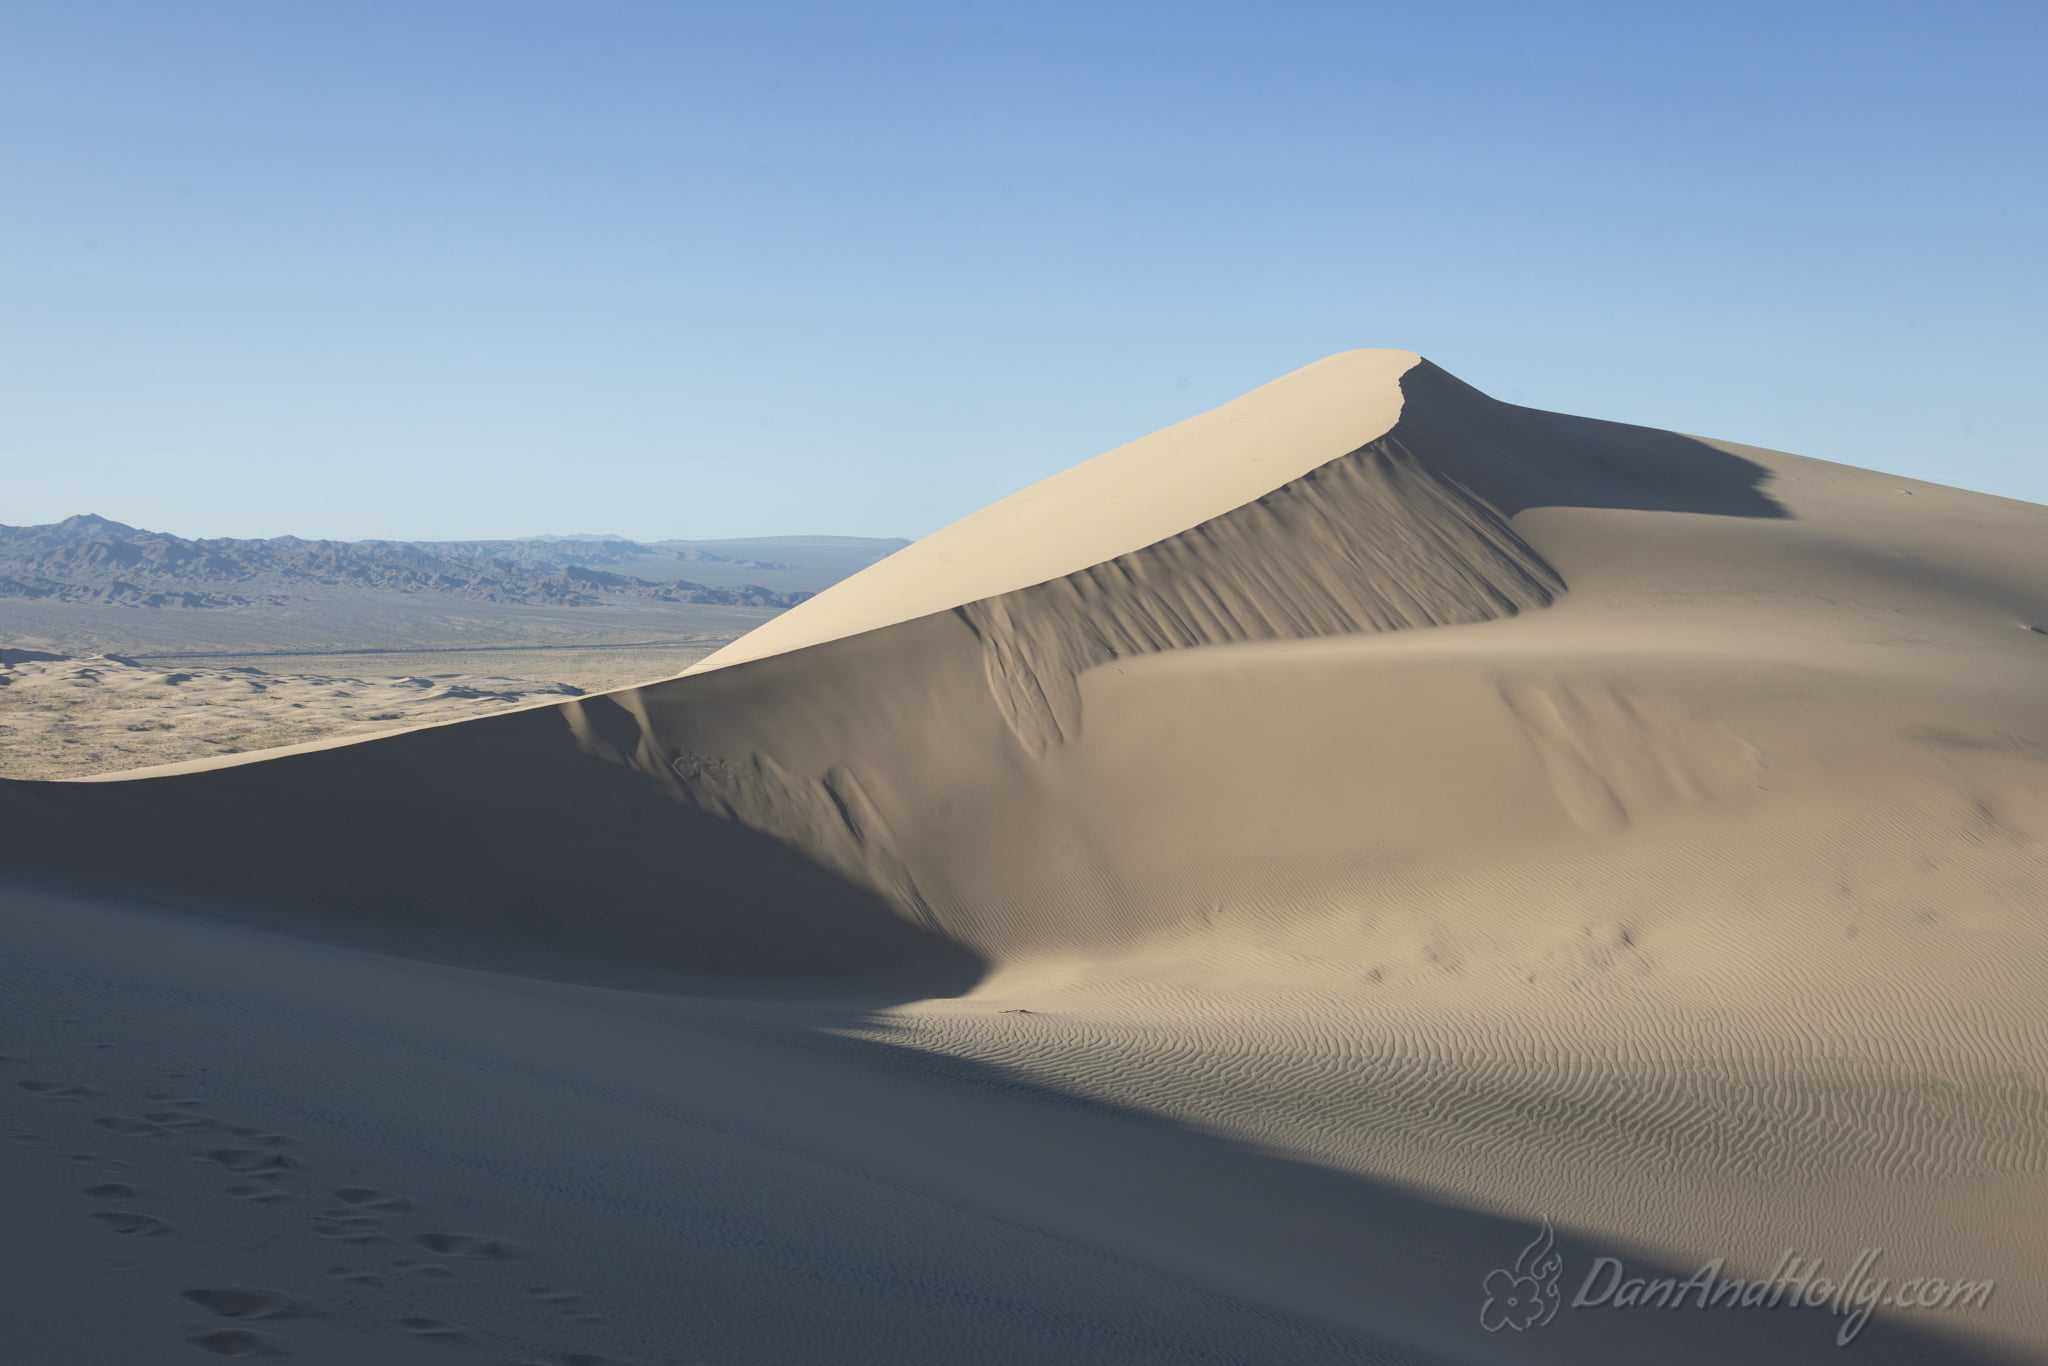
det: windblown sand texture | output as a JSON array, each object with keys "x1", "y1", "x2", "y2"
[{"x1": 4, "y1": 351, "x2": 2047, "y2": 1364}]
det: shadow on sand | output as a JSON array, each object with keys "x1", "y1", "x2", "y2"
[
  {"x1": 0, "y1": 695, "x2": 984, "y2": 1004},
  {"x1": 0, "y1": 875, "x2": 2018, "y2": 1366},
  {"x1": 1398, "y1": 359, "x2": 1795, "y2": 522}
]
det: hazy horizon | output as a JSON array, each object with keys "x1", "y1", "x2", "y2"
[{"x1": 3, "y1": 510, "x2": 911, "y2": 546}]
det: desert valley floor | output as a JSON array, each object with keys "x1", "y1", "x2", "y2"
[{"x1": 4, "y1": 350, "x2": 2046, "y2": 1364}]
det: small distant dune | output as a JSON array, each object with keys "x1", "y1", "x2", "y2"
[{"x1": 0, "y1": 651, "x2": 582, "y2": 779}]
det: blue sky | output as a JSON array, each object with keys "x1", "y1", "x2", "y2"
[{"x1": 4, "y1": 1, "x2": 2042, "y2": 541}]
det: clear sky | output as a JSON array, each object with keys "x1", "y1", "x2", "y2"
[{"x1": 4, "y1": 1, "x2": 2042, "y2": 542}]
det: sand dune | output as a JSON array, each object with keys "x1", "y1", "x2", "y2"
[
  {"x1": 0, "y1": 650, "x2": 587, "y2": 780},
  {"x1": 4, "y1": 351, "x2": 2048, "y2": 1362}
]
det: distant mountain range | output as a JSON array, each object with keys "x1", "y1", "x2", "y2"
[{"x1": 0, "y1": 515, "x2": 820, "y2": 610}]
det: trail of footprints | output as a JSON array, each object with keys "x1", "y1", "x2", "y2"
[{"x1": 4, "y1": 1033, "x2": 683, "y2": 1365}]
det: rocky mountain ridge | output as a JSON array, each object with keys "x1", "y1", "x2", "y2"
[{"x1": 0, "y1": 515, "x2": 814, "y2": 609}]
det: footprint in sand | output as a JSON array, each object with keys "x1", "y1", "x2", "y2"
[
  {"x1": 181, "y1": 1287, "x2": 303, "y2": 1321},
  {"x1": 145, "y1": 1110, "x2": 226, "y2": 1135},
  {"x1": 331, "y1": 1186, "x2": 414, "y2": 1212},
  {"x1": 398, "y1": 1316, "x2": 465, "y2": 1339},
  {"x1": 525, "y1": 1284, "x2": 603, "y2": 1323},
  {"x1": 83, "y1": 1182, "x2": 136, "y2": 1199},
  {"x1": 95, "y1": 1116, "x2": 169, "y2": 1136},
  {"x1": 395, "y1": 1261, "x2": 459, "y2": 1281},
  {"x1": 525, "y1": 1284, "x2": 585, "y2": 1308},
  {"x1": 186, "y1": 1328, "x2": 285, "y2": 1356},
  {"x1": 92, "y1": 1211, "x2": 170, "y2": 1236},
  {"x1": 227, "y1": 1182, "x2": 294, "y2": 1205},
  {"x1": 70, "y1": 1153, "x2": 131, "y2": 1172},
  {"x1": 17, "y1": 1079, "x2": 99, "y2": 1100},
  {"x1": 198, "y1": 1148, "x2": 301, "y2": 1175},
  {"x1": 414, "y1": 1232, "x2": 525, "y2": 1259},
  {"x1": 310, "y1": 1213, "x2": 389, "y2": 1244},
  {"x1": 9, "y1": 1131, "x2": 49, "y2": 1145},
  {"x1": 324, "y1": 1265, "x2": 386, "y2": 1288}
]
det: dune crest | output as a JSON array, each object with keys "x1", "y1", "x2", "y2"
[{"x1": 687, "y1": 347, "x2": 1424, "y2": 672}]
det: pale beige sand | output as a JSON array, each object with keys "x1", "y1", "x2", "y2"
[
  {"x1": 0, "y1": 645, "x2": 736, "y2": 782},
  {"x1": 138, "y1": 643, "x2": 729, "y2": 695},
  {"x1": 4, "y1": 351, "x2": 2047, "y2": 1363},
  {"x1": 0, "y1": 652, "x2": 591, "y2": 780}
]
